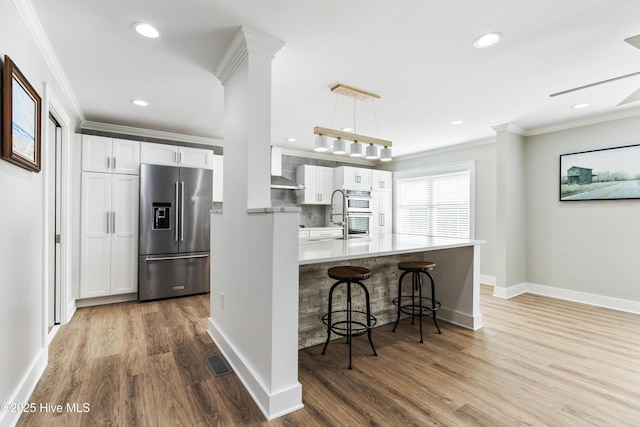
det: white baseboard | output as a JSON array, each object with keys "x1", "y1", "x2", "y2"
[
  {"x1": 0, "y1": 348, "x2": 48, "y2": 427},
  {"x1": 492, "y1": 282, "x2": 528, "y2": 299},
  {"x1": 526, "y1": 282, "x2": 640, "y2": 315},
  {"x1": 207, "y1": 318, "x2": 303, "y2": 421},
  {"x1": 75, "y1": 293, "x2": 137, "y2": 308},
  {"x1": 490, "y1": 282, "x2": 640, "y2": 315},
  {"x1": 439, "y1": 307, "x2": 484, "y2": 331},
  {"x1": 479, "y1": 274, "x2": 496, "y2": 286}
]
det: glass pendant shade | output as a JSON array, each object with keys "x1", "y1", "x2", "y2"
[
  {"x1": 333, "y1": 138, "x2": 346, "y2": 154},
  {"x1": 314, "y1": 134, "x2": 329, "y2": 152},
  {"x1": 350, "y1": 140, "x2": 363, "y2": 157},
  {"x1": 380, "y1": 146, "x2": 392, "y2": 161},
  {"x1": 365, "y1": 143, "x2": 378, "y2": 159}
]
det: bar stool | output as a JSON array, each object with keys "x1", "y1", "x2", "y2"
[
  {"x1": 392, "y1": 261, "x2": 441, "y2": 343},
  {"x1": 321, "y1": 266, "x2": 377, "y2": 369}
]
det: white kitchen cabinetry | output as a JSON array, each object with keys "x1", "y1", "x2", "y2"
[
  {"x1": 140, "y1": 142, "x2": 213, "y2": 169},
  {"x1": 371, "y1": 190, "x2": 393, "y2": 235},
  {"x1": 308, "y1": 228, "x2": 343, "y2": 238},
  {"x1": 82, "y1": 135, "x2": 140, "y2": 175},
  {"x1": 80, "y1": 172, "x2": 139, "y2": 298},
  {"x1": 296, "y1": 165, "x2": 334, "y2": 204},
  {"x1": 334, "y1": 166, "x2": 372, "y2": 190},
  {"x1": 213, "y1": 154, "x2": 223, "y2": 202},
  {"x1": 372, "y1": 170, "x2": 393, "y2": 191}
]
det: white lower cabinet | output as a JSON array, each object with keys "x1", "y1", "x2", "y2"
[{"x1": 80, "y1": 172, "x2": 139, "y2": 298}]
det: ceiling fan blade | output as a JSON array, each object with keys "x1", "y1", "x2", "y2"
[
  {"x1": 550, "y1": 71, "x2": 640, "y2": 97},
  {"x1": 625, "y1": 34, "x2": 640, "y2": 49},
  {"x1": 618, "y1": 87, "x2": 640, "y2": 106}
]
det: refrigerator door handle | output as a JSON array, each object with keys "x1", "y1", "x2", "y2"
[
  {"x1": 174, "y1": 181, "x2": 179, "y2": 242},
  {"x1": 145, "y1": 254, "x2": 209, "y2": 262},
  {"x1": 180, "y1": 181, "x2": 185, "y2": 241}
]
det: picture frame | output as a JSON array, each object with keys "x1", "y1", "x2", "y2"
[
  {"x1": 559, "y1": 144, "x2": 640, "y2": 201},
  {"x1": 2, "y1": 55, "x2": 42, "y2": 172}
]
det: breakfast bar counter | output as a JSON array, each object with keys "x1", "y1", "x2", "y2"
[{"x1": 298, "y1": 233, "x2": 483, "y2": 349}]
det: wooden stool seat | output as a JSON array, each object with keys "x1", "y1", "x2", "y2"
[
  {"x1": 328, "y1": 266, "x2": 372, "y2": 281},
  {"x1": 398, "y1": 261, "x2": 436, "y2": 271}
]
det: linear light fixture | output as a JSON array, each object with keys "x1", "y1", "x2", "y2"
[{"x1": 314, "y1": 84, "x2": 392, "y2": 161}]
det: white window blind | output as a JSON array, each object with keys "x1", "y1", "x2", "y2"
[{"x1": 396, "y1": 169, "x2": 470, "y2": 238}]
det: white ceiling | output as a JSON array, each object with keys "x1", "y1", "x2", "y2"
[{"x1": 29, "y1": 0, "x2": 640, "y2": 158}]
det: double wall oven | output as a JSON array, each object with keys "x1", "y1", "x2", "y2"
[{"x1": 344, "y1": 189, "x2": 372, "y2": 238}]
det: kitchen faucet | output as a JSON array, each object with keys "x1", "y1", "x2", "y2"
[{"x1": 330, "y1": 189, "x2": 348, "y2": 240}]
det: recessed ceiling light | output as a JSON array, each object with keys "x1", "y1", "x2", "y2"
[
  {"x1": 132, "y1": 22, "x2": 161, "y2": 39},
  {"x1": 572, "y1": 103, "x2": 590, "y2": 109},
  {"x1": 131, "y1": 99, "x2": 148, "y2": 107},
  {"x1": 450, "y1": 120, "x2": 464, "y2": 125},
  {"x1": 341, "y1": 127, "x2": 353, "y2": 132},
  {"x1": 474, "y1": 32, "x2": 502, "y2": 48},
  {"x1": 286, "y1": 137, "x2": 296, "y2": 142}
]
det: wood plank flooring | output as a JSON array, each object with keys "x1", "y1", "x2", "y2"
[{"x1": 18, "y1": 286, "x2": 640, "y2": 426}]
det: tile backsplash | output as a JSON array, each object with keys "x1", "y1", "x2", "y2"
[{"x1": 271, "y1": 154, "x2": 372, "y2": 228}]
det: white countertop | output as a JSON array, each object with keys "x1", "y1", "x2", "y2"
[{"x1": 299, "y1": 233, "x2": 483, "y2": 265}]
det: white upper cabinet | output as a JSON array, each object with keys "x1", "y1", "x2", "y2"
[
  {"x1": 372, "y1": 170, "x2": 393, "y2": 191},
  {"x1": 296, "y1": 165, "x2": 334, "y2": 205},
  {"x1": 140, "y1": 142, "x2": 213, "y2": 169},
  {"x1": 334, "y1": 166, "x2": 372, "y2": 190},
  {"x1": 82, "y1": 135, "x2": 140, "y2": 175}
]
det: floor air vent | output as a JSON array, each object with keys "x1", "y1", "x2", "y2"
[{"x1": 206, "y1": 354, "x2": 232, "y2": 377}]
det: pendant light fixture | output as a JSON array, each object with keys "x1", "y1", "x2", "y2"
[
  {"x1": 314, "y1": 134, "x2": 329, "y2": 152},
  {"x1": 314, "y1": 84, "x2": 392, "y2": 161}
]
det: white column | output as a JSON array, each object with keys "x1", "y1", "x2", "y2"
[
  {"x1": 493, "y1": 123, "x2": 528, "y2": 298},
  {"x1": 209, "y1": 27, "x2": 303, "y2": 420}
]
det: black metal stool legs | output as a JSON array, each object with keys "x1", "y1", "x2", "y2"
[
  {"x1": 392, "y1": 267, "x2": 441, "y2": 343},
  {"x1": 322, "y1": 278, "x2": 377, "y2": 369}
]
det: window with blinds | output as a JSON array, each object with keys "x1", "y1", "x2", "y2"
[{"x1": 396, "y1": 168, "x2": 471, "y2": 238}]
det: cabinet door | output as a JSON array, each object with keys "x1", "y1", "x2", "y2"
[
  {"x1": 212, "y1": 154, "x2": 223, "y2": 202},
  {"x1": 140, "y1": 142, "x2": 178, "y2": 166},
  {"x1": 372, "y1": 170, "x2": 392, "y2": 191},
  {"x1": 112, "y1": 139, "x2": 141, "y2": 175},
  {"x1": 316, "y1": 166, "x2": 334, "y2": 204},
  {"x1": 82, "y1": 135, "x2": 112, "y2": 173},
  {"x1": 179, "y1": 146, "x2": 213, "y2": 169},
  {"x1": 335, "y1": 166, "x2": 372, "y2": 190},
  {"x1": 110, "y1": 175, "x2": 139, "y2": 294},
  {"x1": 371, "y1": 191, "x2": 393, "y2": 234},
  {"x1": 80, "y1": 173, "x2": 112, "y2": 298}
]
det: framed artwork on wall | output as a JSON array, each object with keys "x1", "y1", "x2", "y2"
[
  {"x1": 560, "y1": 144, "x2": 640, "y2": 201},
  {"x1": 2, "y1": 55, "x2": 42, "y2": 172}
]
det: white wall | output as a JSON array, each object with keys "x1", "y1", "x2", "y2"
[
  {"x1": 0, "y1": 1, "x2": 78, "y2": 424},
  {"x1": 385, "y1": 139, "x2": 498, "y2": 280},
  {"x1": 526, "y1": 115, "x2": 640, "y2": 302}
]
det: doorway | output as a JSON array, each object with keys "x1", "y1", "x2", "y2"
[{"x1": 47, "y1": 114, "x2": 62, "y2": 332}]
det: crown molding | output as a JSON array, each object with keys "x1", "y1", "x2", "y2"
[
  {"x1": 82, "y1": 121, "x2": 223, "y2": 147},
  {"x1": 491, "y1": 123, "x2": 527, "y2": 135},
  {"x1": 13, "y1": 0, "x2": 85, "y2": 124},
  {"x1": 391, "y1": 137, "x2": 496, "y2": 163},
  {"x1": 214, "y1": 26, "x2": 285, "y2": 85},
  {"x1": 526, "y1": 105, "x2": 640, "y2": 136}
]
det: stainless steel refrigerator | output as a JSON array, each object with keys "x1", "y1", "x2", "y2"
[{"x1": 138, "y1": 164, "x2": 212, "y2": 301}]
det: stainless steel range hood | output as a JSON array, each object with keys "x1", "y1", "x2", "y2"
[{"x1": 271, "y1": 146, "x2": 304, "y2": 190}]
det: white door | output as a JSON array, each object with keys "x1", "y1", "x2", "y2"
[
  {"x1": 110, "y1": 175, "x2": 139, "y2": 294},
  {"x1": 47, "y1": 115, "x2": 62, "y2": 329},
  {"x1": 80, "y1": 172, "x2": 112, "y2": 298}
]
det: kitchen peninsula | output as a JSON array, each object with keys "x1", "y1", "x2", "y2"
[{"x1": 298, "y1": 234, "x2": 483, "y2": 349}]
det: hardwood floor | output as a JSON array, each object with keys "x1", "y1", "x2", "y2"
[{"x1": 18, "y1": 286, "x2": 640, "y2": 426}]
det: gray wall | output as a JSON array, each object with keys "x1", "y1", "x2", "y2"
[{"x1": 525, "y1": 115, "x2": 640, "y2": 301}]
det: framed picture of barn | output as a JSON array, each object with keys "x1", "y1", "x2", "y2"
[{"x1": 560, "y1": 144, "x2": 640, "y2": 201}]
